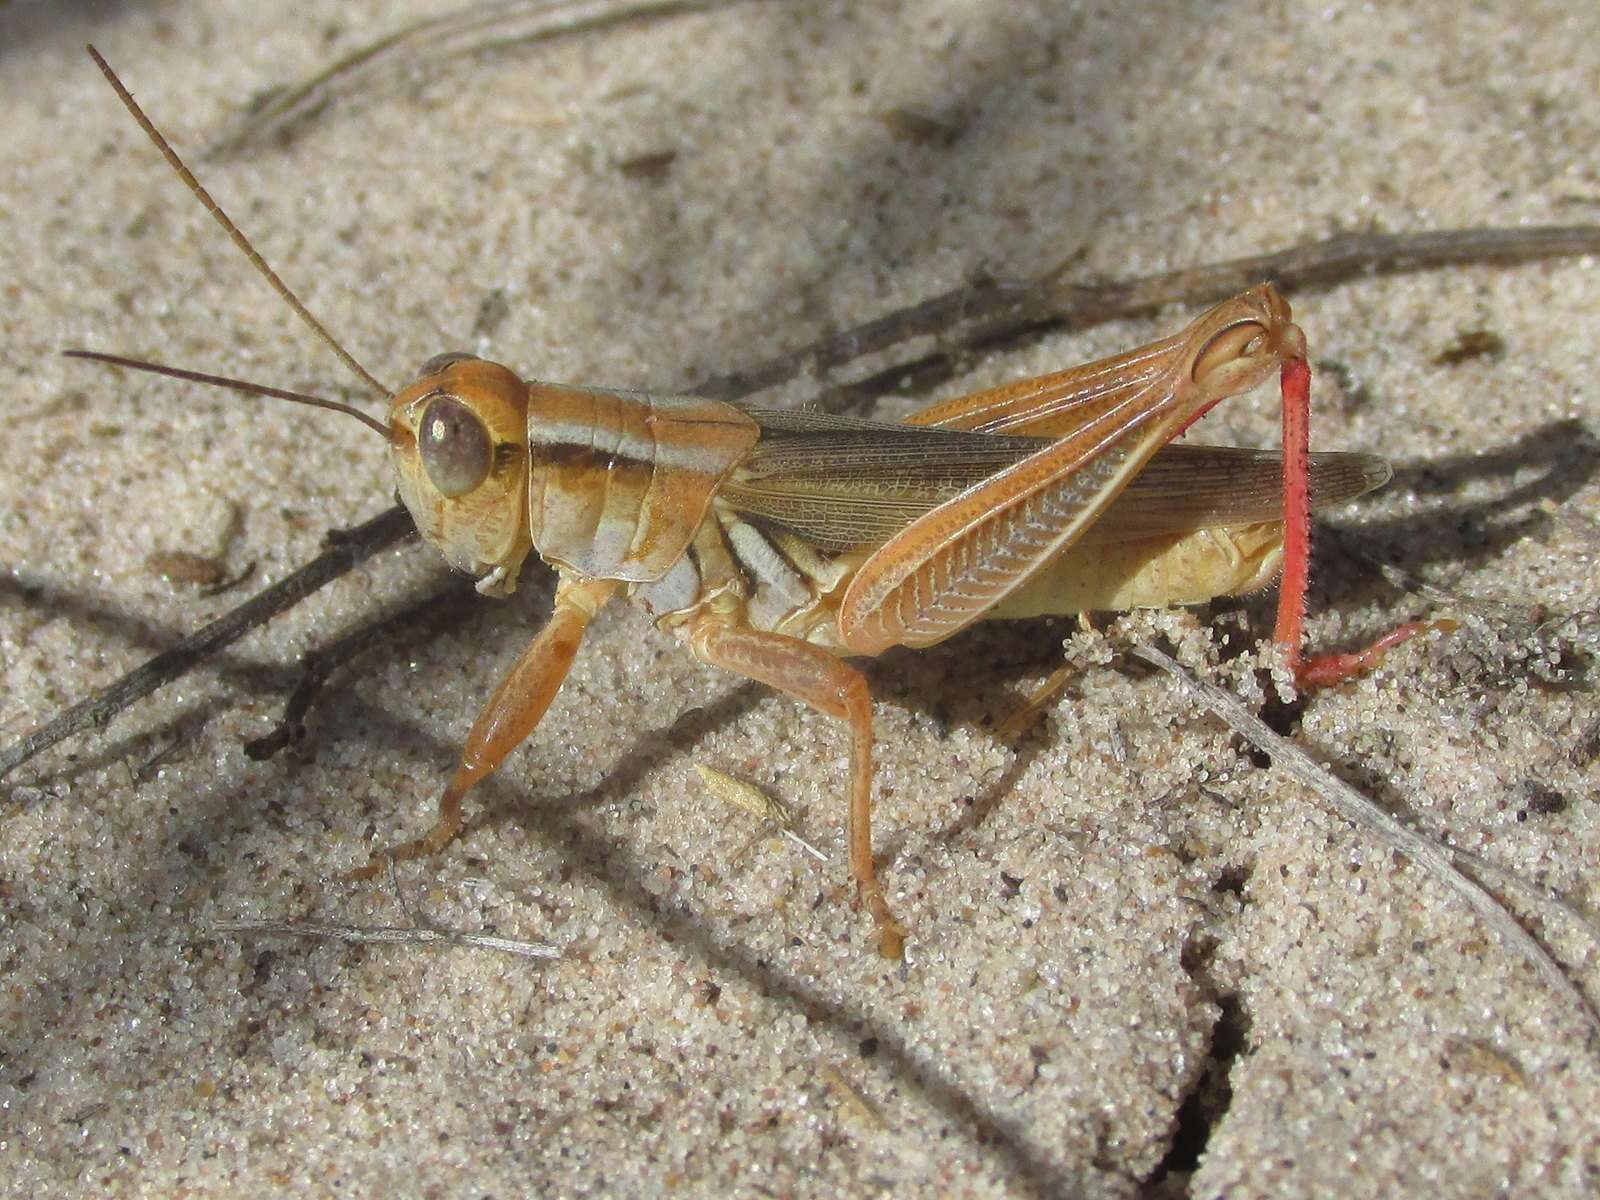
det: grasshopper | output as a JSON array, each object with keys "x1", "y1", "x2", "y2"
[{"x1": 71, "y1": 49, "x2": 1423, "y2": 958}]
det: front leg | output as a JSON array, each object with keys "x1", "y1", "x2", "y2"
[
  {"x1": 687, "y1": 618, "x2": 906, "y2": 959},
  {"x1": 348, "y1": 573, "x2": 618, "y2": 879}
]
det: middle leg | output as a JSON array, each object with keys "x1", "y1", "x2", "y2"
[{"x1": 687, "y1": 617, "x2": 905, "y2": 959}]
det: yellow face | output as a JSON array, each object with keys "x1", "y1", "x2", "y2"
[{"x1": 388, "y1": 355, "x2": 534, "y2": 596}]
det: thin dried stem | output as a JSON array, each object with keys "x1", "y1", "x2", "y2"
[
  {"x1": 1, "y1": 506, "x2": 414, "y2": 779},
  {"x1": 206, "y1": 0, "x2": 759, "y2": 157},
  {"x1": 242, "y1": 574, "x2": 481, "y2": 761},
  {"x1": 1127, "y1": 642, "x2": 1600, "y2": 1039},
  {"x1": 212, "y1": 918, "x2": 560, "y2": 959},
  {"x1": 696, "y1": 224, "x2": 1600, "y2": 406}
]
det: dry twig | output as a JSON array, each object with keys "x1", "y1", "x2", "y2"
[
  {"x1": 1128, "y1": 642, "x2": 1600, "y2": 1039},
  {"x1": 1, "y1": 505, "x2": 414, "y2": 779},
  {"x1": 206, "y1": 0, "x2": 760, "y2": 157},
  {"x1": 212, "y1": 917, "x2": 560, "y2": 959}
]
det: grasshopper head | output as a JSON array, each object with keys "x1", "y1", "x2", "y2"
[{"x1": 388, "y1": 354, "x2": 534, "y2": 596}]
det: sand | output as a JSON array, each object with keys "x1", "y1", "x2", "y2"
[{"x1": 2, "y1": 1, "x2": 1597, "y2": 1195}]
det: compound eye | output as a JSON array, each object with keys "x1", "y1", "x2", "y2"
[
  {"x1": 418, "y1": 351, "x2": 481, "y2": 378},
  {"x1": 1192, "y1": 321, "x2": 1267, "y2": 383},
  {"x1": 418, "y1": 394, "x2": 492, "y2": 498}
]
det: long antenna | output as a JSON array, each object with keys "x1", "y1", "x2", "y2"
[
  {"x1": 64, "y1": 350, "x2": 392, "y2": 439},
  {"x1": 85, "y1": 44, "x2": 392, "y2": 399}
]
